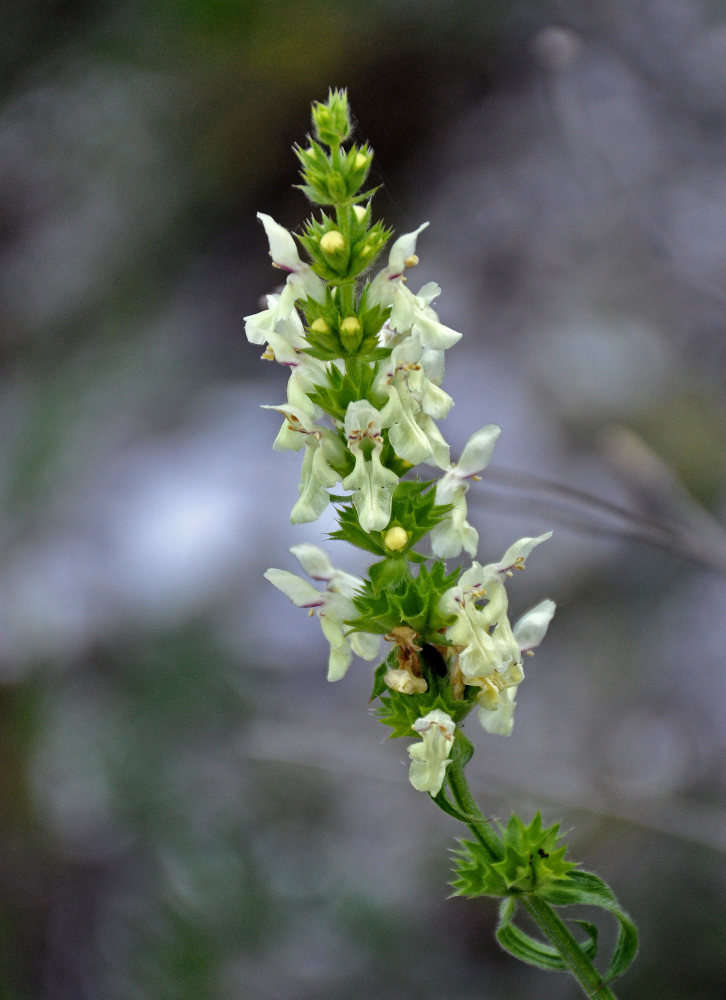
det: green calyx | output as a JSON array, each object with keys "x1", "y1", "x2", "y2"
[
  {"x1": 301, "y1": 290, "x2": 391, "y2": 360},
  {"x1": 331, "y1": 480, "x2": 451, "y2": 558},
  {"x1": 309, "y1": 359, "x2": 382, "y2": 420},
  {"x1": 452, "y1": 813, "x2": 578, "y2": 901},
  {"x1": 299, "y1": 212, "x2": 391, "y2": 283},
  {"x1": 371, "y1": 652, "x2": 476, "y2": 737},
  {"x1": 347, "y1": 560, "x2": 458, "y2": 640},
  {"x1": 310, "y1": 88, "x2": 351, "y2": 147},
  {"x1": 296, "y1": 141, "x2": 375, "y2": 206}
]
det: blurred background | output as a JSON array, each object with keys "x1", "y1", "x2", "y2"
[{"x1": 3, "y1": 1, "x2": 726, "y2": 997}]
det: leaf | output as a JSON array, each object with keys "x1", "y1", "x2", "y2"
[
  {"x1": 548, "y1": 871, "x2": 639, "y2": 983},
  {"x1": 495, "y1": 899, "x2": 600, "y2": 971}
]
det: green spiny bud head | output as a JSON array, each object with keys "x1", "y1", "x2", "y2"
[
  {"x1": 339, "y1": 315, "x2": 363, "y2": 353},
  {"x1": 451, "y1": 813, "x2": 578, "y2": 900},
  {"x1": 295, "y1": 140, "x2": 338, "y2": 206},
  {"x1": 342, "y1": 143, "x2": 373, "y2": 195},
  {"x1": 371, "y1": 654, "x2": 475, "y2": 738},
  {"x1": 300, "y1": 217, "x2": 352, "y2": 279},
  {"x1": 312, "y1": 89, "x2": 351, "y2": 148},
  {"x1": 350, "y1": 222, "x2": 391, "y2": 275},
  {"x1": 349, "y1": 560, "x2": 459, "y2": 633},
  {"x1": 300, "y1": 291, "x2": 347, "y2": 360}
]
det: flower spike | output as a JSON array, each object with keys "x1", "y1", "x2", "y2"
[{"x1": 251, "y1": 91, "x2": 637, "y2": 998}]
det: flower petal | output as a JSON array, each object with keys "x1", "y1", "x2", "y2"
[
  {"x1": 457, "y1": 424, "x2": 501, "y2": 476},
  {"x1": 263, "y1": 568, "x2": 322, "y2": 608},
  {"x1": 513, "y1": 599, "x2": 556, "y2": 652}
]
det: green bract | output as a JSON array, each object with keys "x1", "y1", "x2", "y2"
[
  {"x1": 452, "y1": 813, "x2": 577, "y2": 900},
  {"x1": 348, "y1": 560, "x2": 459, "y2": 639}
]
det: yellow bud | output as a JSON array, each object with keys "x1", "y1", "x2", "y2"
[
  {"x1": 310, "y1": 317, "x2": 330, "y2": 334},
  {"x1": 340, "y1": 316, "x2": 361, "y2": 337},
  {"x1": 354, "y1": 151, "x2": 369, "y2": 170},
  {"x1": 320, "y1": 230, "x2": 346, "y2": 254},
  {"x1": 353, "y1": 204, "x2": 367, "y2": 222},
  {"x1": 383, "y1": 526, "x2": 409, "y2": 551},
  {"x1": 359, "y1": 242, "x2": 374, "y2": 257}
]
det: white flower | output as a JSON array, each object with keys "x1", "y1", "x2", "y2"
[
  {"x1": 477, "y1": 687, "x2": 517, "y2": 736},
  {"x1": 375, "y1": 337, "x2": 453, "y2": 468},
  {"x1": 439, "y1": 536, "x2": 555, "y2": 736},
  {"x1": 483, "y1": 532, "x2": 553, "y2": 581},
  {"x1": 476, "y1": 600, "x2": 556, "y2": 736},
  {"x1": 400, "y1": 280, "x2": 462, "y2": 351},
  {"x1": 257, "y1": 213, "x2": 325, "y2": 317},
  {"x1": 407, "y1": 709, "x2": 456, "y2": 795},
  {"x1": 369, "y1": 226, "x2": 462, "y2": 351},
  {"x1": 444, "y1": 574, "x2": 521, "y2": 687},
  {"x1": 290, "y1": 432, "x2": 343, "y2": 523},
  {"x1": 341, "y1": 400, "x2": 399, "y2": 532},
  {"x1": 244, "y1": 294, "x2": 307, "y2": 364},
  {"x1": 431, "y1": 425, "x2": 501, "y2": 558},
  {"x1": 264, "y1": 545, "x2": 379, "y2": 681},
  {"x1": 261, "y1": 388, "x2": 344, "y2": 523},
  {"x1": 513, "y1": 599, "x2": 556, "y2": 653},
  {"x1": 261, "y1": 386, "x2": 320, "y2": 452},
  {"x1": 245, "y1": 297, "x2": 330, "y2": 406},
  {"x1": 377, "y1": 223, "x2": 429, "y2": 278}
]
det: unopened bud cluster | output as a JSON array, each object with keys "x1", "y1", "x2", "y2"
[{"x1": 246, "y1": 90, "x2": 555, "y2": 795}]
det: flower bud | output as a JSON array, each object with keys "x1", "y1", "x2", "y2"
[
  {"x1": 312, "y1": 89, "x2": 351, "y2": 147},
  {"x1": 339, "y1": 316, "x2": 363, "y2": 353},
  {"x1": 320, "y1": 230, "x2": 346, "y2": 255},
  {"x1": 383, "y1": 526, "x2": 409, "y2": 551}
]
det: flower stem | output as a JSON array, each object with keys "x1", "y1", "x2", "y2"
[
  {"x1": 446, "y1": 744, "x2": 503, "y2": 863},
  {"x1": 443, "y1": 755, "x2": 618, "y2": 1000},
  {"x1": 522, "y1": 895, "x2": 618, "y2": 999}
]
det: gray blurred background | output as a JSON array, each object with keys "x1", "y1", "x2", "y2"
[{"x1": 3, "y1": 1, "x2": 726, "y2": 997}]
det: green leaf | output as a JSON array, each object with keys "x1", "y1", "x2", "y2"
[
  {"x1": 541, "y1": 871, "x2": 639, "y2": 983},
  {"x1": 495, "y1": 899, "x2": 599, "y2": 972},
  {"x1": 431, "y1": 785, "x2": 474, "y2": 823}
]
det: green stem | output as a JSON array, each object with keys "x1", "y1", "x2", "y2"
[
  {"x1": 337, "y1": 280, "x2": 355, "y2": 316},
  {"x1": 522, "y1": 896, "x2": 618, "y2": 999},
  {"x1": 446, "y1": 746, "x2": 503, "y2": 863},
  {"x1": 443, "y1": 751, "x2": 618, "y2": 1000}
]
